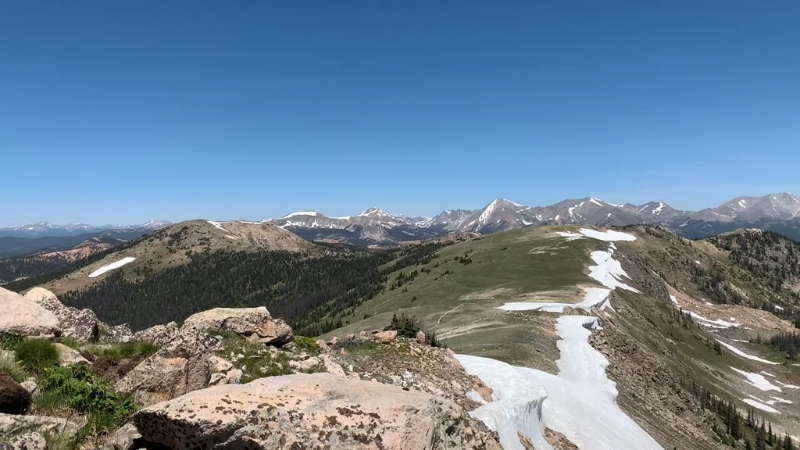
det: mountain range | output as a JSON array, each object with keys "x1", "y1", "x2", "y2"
[
  {"x1": 270, "y1": 192, "x2": 800, "y2": 245},
  {"x1": 4, "y1": 193, "x2": 800, "y2": 249}
]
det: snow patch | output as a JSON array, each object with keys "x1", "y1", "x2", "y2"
[
  {"x1": 89, "y1": 257, "x2": 136, "y2": 278},
  {"x1": 669, "y1": 295, "x2": 679, "y2": 306},
  {"x1": 207, "y1": 221, "x2": 231, "y2": 234},
  {"x1": 718, "y1": 341, "x2": 780, "y2": 365},
  {"x1": 687, "y1": 312, "x2": 739, "y2": 329},
  {"x1": 589, "y1": 198, "x2": 604, "y2": 207},
  {"x1": 730, "y1": 367, "x2": 782, "y2": 391},
  {"x1": 578, "y1": 228, "x2": 637, "y2": 242},
  {"x1": 554, "y1": 231, "x2": 584, "y2": 241},
  {"x1": 743, "y1": 398, "x2": 780, "y2": 414},
  {"x1": 500, "y1": 287, "x2": 612, "y2": 313},
  {"x1": 282, "y1": 211, "x2": 319, "y2": 218},
  {"x1": 457, "y1": 316, "x2": 663, "y2": 450}
]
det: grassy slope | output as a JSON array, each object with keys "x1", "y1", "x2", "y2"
[{"x1": 323, "y1": 226, "x2": 596, "y2": 365}]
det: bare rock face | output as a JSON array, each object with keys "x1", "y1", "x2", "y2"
[
  {"x1": 133, "y1": 373, "x2": 500, "y2": 450},
  {"x1": 116, "y1": 330, "x2": 222, "y2": 407},
  {"x1": 133, "y1": 322, "x2": 179, "y2": 347},
  {"x1": 0, "y1": 413, "x2": 79, "y2": 448},
  {"x1": 97, "y1": 322, "x2": 134, "y2": 344},
  {"x1": 182, "y1": 307, "x2": 294, "y2": 345},
  {"x1": 0, "y1": 287, "x2": 60, "y2": 338},
  {"x1": 24, "y1": 287, "x2": 98, "y2": 342},
  {"x1": 0, "y1": 374, "x2": 31, "y2": 415},
  {"x1": 53, "y1": 343, "x2": 90, "y2": 367}
]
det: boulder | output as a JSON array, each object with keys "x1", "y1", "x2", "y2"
[
  {"x1": 0, "y1": 287, "x2": 60, "y2": 338},
  {"x1": 109, "y1": 422, "x2": 142, "y2": 450},
  {"x1": 133, "y1": 373, "x2": 500, "y2": 450},
  {"x1": 0, "y1": 413, "x2": 79, "y2": 447},
  {"x1": 375, "y1": 330, "x2": 398, "y2": 344},
  {"x1": 97, "y1": 322, "x2": 134, "y2": 344},
  {"x1": 133, "y1": 322, "x2": 179, "y2": 346},
  {"x1": 19, "y1": 381, "x2": 37, "y2": 396},
  {"x1": 24, "y1": 287, "x2": 97, "y2": 342},
  {"x1": 0, "y1": 374, "x2": 31, "y2": 415},
  {"x1": 182, "y1": 307, "x2": 294, "y2": 345},
  {"x1": 116, "y1": 330, "x2": 222, "y2": 407},
  {"x1": 416, "y1": 330, "x2": 427, "y2": 345},
  {"x1": 53, "y1": 343, "x2": 90, "y2": 367}
]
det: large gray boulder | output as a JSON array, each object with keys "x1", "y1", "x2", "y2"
[
  {"x1": 182, "y1": 306, "x2": 294, "y2": 345},
  {"x1": 133, "y1": 322, "x2": 179, "y2": 346},
  {"x1": 0, "y1": 413, "x2": 79, "y2": 449},
  {"x1": 0, "y1": 287, "x2": 60, "y2": 338},
  {"x1": 24, "y1": 287, "x2": 97, "y2": 341},
  {"x1": 133, "y1": 373, "x2": 501, "y2": 450}
]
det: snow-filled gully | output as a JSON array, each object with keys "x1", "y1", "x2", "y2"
[{"x1": 457, "y1": 229, "x2": 664, "y2": 449}]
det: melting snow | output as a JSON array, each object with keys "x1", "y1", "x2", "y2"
[
  {"x1": 731, "y1": 368, "x2": 782, "y2": 391},
  {"x1": 669, "y1": 295, "x2": 679, "y2": 306},
  {"x1": 578, "y1": 228, "x2": 637, "y2": 242},
  {"x1": 738, "y1": 199, "x2": 747, "y2": 208},
  {"x1": 89, "y1": 257, "x2": 136, "y2": 278},
  {"x1": 743, "y1": 398, "x2": 780, "y2": 413},
  {"x1": 589, "y1": 198, "x2": 604, "y2": 207},
  {"x1": 686, "y1": 312, "x2": 739, "y2": 329},
  {"x1": 776, "y1": 381, "x2": 800, "y2": 389},
  {"x1": 718, "y1": 341, "x2": 779, "y2": 365},
  {"x1": 457, "y1": 316, "x2": 663, "y2": 450},
  {"x1": 653, "y1": 202, "x2": 665, "y2": 215},
  {"x1": 207, "y1": 221, "x2": 232, "y2": 233},
  {"x1": 500, "y1": 242, "x2": 636, "y2": 312}
]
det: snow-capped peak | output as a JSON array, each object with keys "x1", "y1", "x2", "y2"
[
  {"x1": 357, "y1": 208, "x2": 394, "y2": 218},
  {"x1": 282, "y1": 211, "x2": 320, "y2": 218}
]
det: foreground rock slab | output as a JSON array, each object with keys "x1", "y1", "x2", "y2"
[
  {"x1": 0, "y1": 287, "x2": 60, "y2": 338},
  {"x1": 134, "y1": 372, "x2": 500, "y2": 450}
]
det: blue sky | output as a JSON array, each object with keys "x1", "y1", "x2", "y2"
[{"x1": 1, "y1": 2, "x2": 798, "y2": 226}]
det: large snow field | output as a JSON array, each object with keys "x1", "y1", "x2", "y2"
[
  {"x1": 555, "y1": 229, "x2": 637, "y2": 242},
  {"x1": 717, "y1": 340, "x2": 779, "y2": 365},
  {"x1": 458, "y1": 316, "x2": 663, "y2": 450},
  {"x1": 89, "y1": 257, "x2": 136, "y2": 278}
]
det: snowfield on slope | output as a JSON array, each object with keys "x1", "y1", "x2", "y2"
[
  {"x1": 731, "y1": 367, "x2": 783, "y2": 392},
  {"x1": 89, "y1": 257, "x2": 136, "y2": 278},
  {"x1": 500, "y1": 237, "x2": 637, "y2": 312},
  {"x1": 458, "y1": 316, "x2": 663, "y2": 450},
  {"x1": 717, "y1": 340, "x2": 779, "y2": 365},
  {"x1": 555, "y1": 228, "x2": 637, "y2": 242}
]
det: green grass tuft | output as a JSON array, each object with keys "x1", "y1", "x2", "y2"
[
  {"x1": 15, "y1": 338, "x2": 59, "y2": 373},
  {"x1": 0, "y1": 352, "x2": 29, "y2": 382},
  {"x1": 293, "y1": 336, "x2": 320, "y2": 353}
]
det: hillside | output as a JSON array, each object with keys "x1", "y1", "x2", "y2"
[
  {"x1": 317, "y1": 225, "x2": 800, "y2": 449},
  {"x1": 0, "y1": 236, "x2": 126, "y2": 285},
  {"x1": 39, "y1": 220, "x2": 315, "y2": 296}
]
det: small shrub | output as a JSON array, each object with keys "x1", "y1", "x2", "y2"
[
  {"x1": 37, "y1": 364, "x2": 136, "y2": 435},
  {"x1": 385, "y1": 313, "x2": 422, "y2": 338},
  {"x1": 0, "y1": 333, "x2": 24, "y2": 351},
  {"x1": 0, "y1": 353, "x2": 28, "y2": 382},
  {"x1": 15, "y1": 338, "x2": 59, "y2": 373},
  {"x1": 293, "y1": 336, "x2": 320, "y2": 353}
]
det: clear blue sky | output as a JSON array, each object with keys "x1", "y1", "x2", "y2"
[{"x1": 1, "y1": 1, "x2": 798, "y2": 226}]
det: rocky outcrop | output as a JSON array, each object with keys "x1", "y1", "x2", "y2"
[
  {"x1": 0, "y1": 374, "x2": 31, "y2": 415},
  {"x1": 375, "y1": 330, "x2": 398, "y2": 344},
  {"x1": 116, "y1": 330, "x2": 222, "y2": 407},
  {"x1": 0, "y1": 413, "x2": 79, "y2": 448},
  {"x1": 133, "y1": 322, "x2": 179, "y2": 346},
  {"x1": 133, "y1": 373, "x2": 501, "y2": 450},
  {"x1": 24, "y1": 287, "x2": 98, "y2": 342},
  {"x1": 108, "y1": 422, "x2": 142, "y2": 450},
  {"x1": 97, "y1": 322, "x2": 134, "y2": 344},
  {"x1": 0, "y1": 287, "x2": 60, "y2": 338},
  {"x1": 53, "y1": 343, "x2": 90, "y2": 367},
  {"x1": 182, "y1": 307, "x2": 294, "y2": 345}
]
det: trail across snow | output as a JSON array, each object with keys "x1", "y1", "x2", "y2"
[
  {"x1": 89, "y1": 257, "x2": 136, "y2": 278},
  {"x1": 458, "y1": 316, "x2": 663, "y2": 450}
]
